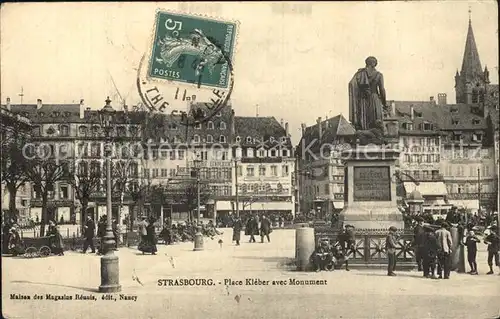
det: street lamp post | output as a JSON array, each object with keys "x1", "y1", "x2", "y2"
[
  {"x1": 98, "y1": 97, "x2": 121, "y2": 293},
  {"x1": 193, "y1": 159, "x2": 204, "y2": 251}
]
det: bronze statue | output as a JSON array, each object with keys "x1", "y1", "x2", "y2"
[{"x1": 348, "y1": 56, "x2": 388, "y2": 145}]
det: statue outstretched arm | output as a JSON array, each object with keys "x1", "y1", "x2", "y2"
[{"x1": 378, "y1": 73, "x2": 387, "y2": 107}]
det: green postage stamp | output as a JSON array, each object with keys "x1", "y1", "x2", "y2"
[{"x1": 148, "y1": 11, "x2": 237, "y2": 89}]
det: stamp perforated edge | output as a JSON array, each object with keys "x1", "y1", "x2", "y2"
[{"x1": 142, "y1": 8, "x2": 240, "y2": 90}]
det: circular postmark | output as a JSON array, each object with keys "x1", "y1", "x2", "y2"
[{"x1": 136, "y1": 10, "x2": 237, "y2": 127}]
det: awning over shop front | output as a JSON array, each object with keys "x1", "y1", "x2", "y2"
[
  {"x1": 332, "y1": 201, "x2": 344, "y2": 209},
  {"x1": 403, "y1": 182, "x2": 448, "y2": 196},
  {"x1": 447, "y1": 199, "x2": 479, "y2": 210},
  {"x1": 424, "y1": 199, "x2": 448, "y2": 206}
]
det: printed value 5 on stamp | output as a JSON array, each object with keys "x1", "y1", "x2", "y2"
[{"x1": 148, "y1": 11, "x2": 237, "y2": 89}]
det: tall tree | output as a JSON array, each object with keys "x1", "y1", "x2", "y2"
[
  {"x1": 0, "y1": 127, "x2": 29, "y2": 223},
  {"x1": 169, "y1": 180, "x2": 212, "y2": 222},
  {"x1": 25, "y1": 148, "x2": 70, "y2": 236}
]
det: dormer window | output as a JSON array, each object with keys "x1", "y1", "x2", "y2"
[
  {"x1": 216, "y1": 112, "x2": 222, "y2": 117},
  {"x1": 206, "y1": 134, "x2": 213, "y2": 143},
  {"x1": 246, "y1": 136, "x2": 252, "y2": 143},
  {"x1": 169, "y1": 123, "x2": 178, "y2": 130},
  {"x1": 472, "y1": 133, "x2": 482, "y2": 142},
  {"x1": 235, "y1": 136, "x2": 241, "y2": 143},
  {"x1": 414, "y1": 111, "x2": 422, "y2": 118},
  {"x1": 54, "y1": 111, "x2": 60, "y2": 117},
  {"x1": 193, "y1": 135, "x2": 200, "y2": 143},
  {"x1": 450, "y1": 108, "x2": 458, "y2": 113},
  {"x1": 402, "y1": 123, "x2": 414, "y2": 130},
  {"x1": 219, "y1": 121, "x2": 226, "y2": 130},
  {"x1": 207, "y1": 121, "x2": 214, "y2": 129},
  {"x1": 452, "y1": 119, "x2": 459, "y2": 125},
  {"x1": 258, "y1": 149, "x2": 266, "y2": 157},
  {"x1": 219, "y1": 135, "x2": 226, "y2": 143},
  {"x1": 423, "y1": 123, "x2": 433, "y2": 131},
  {"x1": 452, "y1": 133, "x2": 462, "y2": 142},
  {"x1": 79, "y1": 126, "x2": 88, "y2": 136},
  {"x1": 281, "y1": 136, "x2": 287, "y2": 143},
  {"x1": 195, "y1": 122, "x2": 202, "y2": 129},
  {"x1": 472, "y1": 119, "x2": 480, "y2": 125},
  {"x1": 60, "y1": 125, "x2": 69, "y2": 136}
]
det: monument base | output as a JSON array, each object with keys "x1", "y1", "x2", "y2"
[{"x1": 340, "y1": 205, "x2": 404, "y2": 230}]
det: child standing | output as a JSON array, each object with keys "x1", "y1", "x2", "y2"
[{"x1": 464, "y1": 230, "x2": 480, "y2": 275}]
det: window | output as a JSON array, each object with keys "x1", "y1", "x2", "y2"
[
  {"x1": 472, "y1": 133, "x2": 482, "y2": 142},
  {"x1": 60, "y1": 125, "x2": 69, "y2": 136},
  {"x1": 219, "y1": 135, "x2": 226, "y2": 143},
  {"x1": 423, "y1": 123, "x2": 433, "y2": 131},
  {"x1": 117, "y1": 126, "x2": 126, "y2": 136},
  {"x1": 246, "y1": 136, "x2": 252, "y2": 143},
  {"x1": 152, "y1": 168, "x2": 159, "y2": 178},
  {"x1": 206, "y1": 135, "x2": 213, "y2": 143},
  {"x1": 258, "y1": 149, "x2": 266, "y2": 157},
  {"x1": 169, "y1": 151, "x2": 176, "y2": 160},
  {"x1": 457, "y1": 184, "x2": 464, "y2": 194},
  {"x1": 91, "y1": 143, "x2": 100, "y2": 157},
  {"x1": 237, "y1": 166, "x2": 243, "y2": 177},
  {"x1": 193, "y1": 135, "x2": 200, "y2": 143},
  {"x1": 195, "y1": 122, "x2": 202, "y2": 129},
  {"x1": 143, "y1": 168, "x2": 150, "y2": 178},
  {"x1": 60, "y1": 185, "x2": 68, "y2": 199},
  {"x1": 452, "y1": 133, "x2": 461, "y2": 142},
  {"x1": 324, "y1": 184, "x2": 329, "y2": 195},
  {"x1": 451, "y1": 119, "x2": 459, "y2": 125},
  {"x1": 207, "y1": 121, "x2": 214, "y2": 129},
  {"x1": 78, "y1": 162, "x2": 89, "y2": 175},
  {"x1": 247, "y1": 148, "x2": 254, "y2": 158},
  {"x1": 282, "y1": 149, "x2": 289, "y2": 157},
  {"x1": 270, "y1": 150, "x2": 277, "y2": 157},
  {"x1": 235, "y1": 136, "x2": 241, "y2": 143},
  {"x1": 282, "y1": 165, "x2": 289, "y2": 176},
  {"x1": 472, "y1": 119, "x2": 480, "y2": 125},
  {"x1": 259, "y1": 166, "x2": 266, "y2": 176},
  {"x1": 161, "y1": 150, "x2": 168, "y2": 158},
  {"x1": 247, "y1": 166, "x2": 254, "y2": 177},
  {"x1": 271, "y1": 165, "x2": 277, "y2": 176},
  {"x1": 169, "y1": 168, "x2": 176, "y2": 177},
  {"x1": 79, "y1": 126, "x2": 88, "y2": 136},
  {"x1": 219, "y1": 121, "x2": 226, "y2": 130},
  {"x1": 216, "y1": 111, "x2": 222, "y2": 117},
  {"x1": 178, "y1": 150, "x2": 185, "y2": 160}
]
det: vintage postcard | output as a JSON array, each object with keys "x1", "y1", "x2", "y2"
[{"x1": 1, "y1": 2, "x2": 499, "y2": 319}]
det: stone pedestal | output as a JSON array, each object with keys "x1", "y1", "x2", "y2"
[{"x1": 340, "y1": 145, "x2": 404, "y2": 230}]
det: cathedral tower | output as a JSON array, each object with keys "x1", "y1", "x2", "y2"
[{"x1": 454, "y1": 10, "x2": 490, "y2": 104}]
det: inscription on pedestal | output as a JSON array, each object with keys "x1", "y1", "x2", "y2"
[{"x1": 353, "y1": 166, "x2": 390, "y2": 201}]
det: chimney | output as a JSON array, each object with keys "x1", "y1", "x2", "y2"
[
  {"x1": 79, "y1": 99, "x2": 85, "y2": 119},
  {"x1": 410, "y1": 105, "x2": 414, "y2": 120},
  {"x1": 6, "y1": 97, "x2": 11, "y2": 110},
  {"x1": 437, "y1": 93, "x2": 447, "y2": 105},
  {"x1": 301, "y1": 123, "x2": 306, "y2": 135},
  {"x1": 280, "y1": 118, "x2": 284, "y2": 128},
  {"x1": 37, "y1": 99, "x2": 42, "y2": 109},
  {"x1": 317, "y1": 117, "x2": 322, "y2": 139},
  {"x1": 430, "y1": 96, "x2": 435, "y2": 105},
  {"x1": 391, "y1": 101, "x2": 396, "y2": 116},
  {"x1": 285, "y1": 122, "x2": 289, "y2": 136}
]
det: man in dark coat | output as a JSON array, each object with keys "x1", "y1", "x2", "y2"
[
  {"x1": 232, "y1": 216, "x2": 243, "y2": 245},
  {"x1": 246, "y1": 216, "x2": 259, "y2": 243},
  {"x1": 339, "y1": 224, "x2": 355, "y2": 271},
  {"x1": 484, "y1": 225, "x2": 500, "y2": 275},
  {"x1": 413, "y1": 217, "x2": 425, "y2": 271},
  {"x1": 422, "y1": 225, "x2": 439, "y2": 278},
  {"x1": 386, "y1": 226, "x2": 398, "y2": 276},
  {"x1": 260, "y1": 215, "x2": 271, "y2": 243},
  {"x1": 82, "y1": 215, "x2": 96, "y2": 253}
]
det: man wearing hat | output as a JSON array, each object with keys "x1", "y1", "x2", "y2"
[
  {"x1": 312, "y1": 238, "x2": 334, "y2": 272},
  {"x1": 339, "y1": 224, "x2": 355, "y2": 271},
  {"x1": 422, "y1": 225, "x2": 439, "y2": 278},
  {"x1": 413, "y1": 217, "x2": 425, "y2": 271},
  {"x1": 484, "y1": 225, "x2": 499, "y2": 275},
  {"x1": 435, "y1": 221, "x2": 453, "y2": 279},
  {"x1": 386, "y1": 226, "x2": 398, "y2": 276}
]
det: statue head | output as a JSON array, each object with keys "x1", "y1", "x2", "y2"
[{"x1": 365, "y1": 56, "x2": 378, "y2": 68}]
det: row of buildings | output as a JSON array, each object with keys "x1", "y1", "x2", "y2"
[
  {"x1": 1, "y1": 98, "x2": 296, "y2": 224},
  {"x1": 297, "y1": 17, "x2": 499, "y2": 218}
]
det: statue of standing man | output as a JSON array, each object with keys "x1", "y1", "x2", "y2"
[{"x1": 348, "y1": 56, "x2": 387, "y2": 132}]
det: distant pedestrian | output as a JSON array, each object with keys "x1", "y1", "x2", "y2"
[
  {"x1": 386, "y1": 226, "x2": 398, "y2": 276},
  {"x1": 422, "y1": 225, "x2": 438, "y2": 279},
  {"x1": 464, "y1": 230, "x2": 480, "y2": 275},
  {"x1": 260, "y1": 215, "x2": 271, "y2": 243},
  {"x1": 413, "y1": 217, "x2": 425, "y2": 271},
  {"x1": 47, "y1": 220, "x2": 64, "y2": 256},
  {"x1": 82, "y1": 215, "x2": 96, "y2": 254},
  {"x1": 246, "y1": 216, "x2": 259, "y2": 243},
  {"x1": 484, "y1": 225, "x2": 500, "y2": 275},
  {"x1": 339, "y1": 224, "x2": 355, "y2": 271},
  {"x1": 435, "y1": 222, "x2": 453, "y2": 279},
  {"x1": 232, "y1": 216, "x2": 243, "y2": 246}
]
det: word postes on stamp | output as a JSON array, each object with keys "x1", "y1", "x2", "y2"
[
  {"x1": 148, "y1": 11, "x2": 236, "y2": 89},
  {"x1": 137, "y1": 10, "x2": 238, "y2": 127}
]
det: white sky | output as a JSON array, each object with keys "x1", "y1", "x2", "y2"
[{"x1": 1, "y1": 1, "x2": 498, "y2": 143}]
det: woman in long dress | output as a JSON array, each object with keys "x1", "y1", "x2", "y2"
[{"x1": 47, "y1": 220, "x2": 64, "y2": 256}]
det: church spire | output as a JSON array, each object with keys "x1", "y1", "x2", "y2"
[{"x1": 460, "y1": 8, "x2": 482, "y2": 80}]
